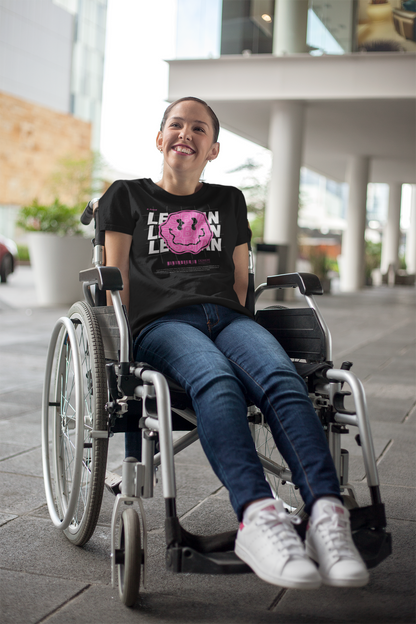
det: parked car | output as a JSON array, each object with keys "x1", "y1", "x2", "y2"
[{"x1": 0, "y1": 234, "x2": 17, "y2": 283}]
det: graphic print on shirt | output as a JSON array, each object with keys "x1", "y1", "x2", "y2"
[
  {"x1": 159, "y1": 210, "x2": 212, "y2": 254},
  {"x1": 146, "y1": 208, "x2": 221, "y2": 256}
]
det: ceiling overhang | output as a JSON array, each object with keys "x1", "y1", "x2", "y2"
[{"x1": 167, "y1": 54, "x2": 416, "y2": 183}]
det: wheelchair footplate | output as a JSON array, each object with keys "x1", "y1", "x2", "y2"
[
  {"x1": 165, "y1": 517, "x2": 251, "y2": 575},
  {"x1": 349, "y1": 503, "x2": 392, "y2": 569}
]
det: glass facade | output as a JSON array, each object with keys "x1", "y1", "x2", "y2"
[
  {"x1": 176, "y1": 0, "x2": 222, "y2": 58},
  {"x1": 175, "y1": 0, "x2": 416, "y2": 58},
  {"x1": 69, "y1": 0, "x2": 108, "y2": 149},
  {"x1": 221, "y1": 0, "x2": 275, "y2": 55},
  {"x1": 308, "y1": 1, "x2": 356, "y2": 55}
]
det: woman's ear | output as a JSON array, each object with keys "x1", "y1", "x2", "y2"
[
  {"x1": 156, "y1": 131, "x2": 163, "y2": 151},
  {"x1": 208, "y1": 142, "x2": 220, "y2": 162}
]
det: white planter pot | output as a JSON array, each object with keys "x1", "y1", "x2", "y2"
[{"x1": 28, "y1": 233, "x2": 92, "y2": 306}]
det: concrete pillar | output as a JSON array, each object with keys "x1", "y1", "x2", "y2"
[
  {"x1": 273, "y1": 0, "x2": 309, "y2": 55},
  {"x1": 405, "y1": 184, "x2": 416, "y2": 275},
  {"x1": 380, "y1": 183, "x2": 402, "y2": 274},
  {"x1": 341, "y1": 155, "x2": 369, "y2": 292},
  {"x1": 264, "y1": 101, "x2": 304, "y2": 274}
]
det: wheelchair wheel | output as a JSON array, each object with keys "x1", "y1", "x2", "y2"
[
  {"x1": 42, "y1": 301, "x2": 108, "y2": 546},
  {"x1": 254, "y1": 422, "x2": 304, "y2": 515},
  {"x1": 117, "y1": 508, "x2": 141, "y2": 607}
]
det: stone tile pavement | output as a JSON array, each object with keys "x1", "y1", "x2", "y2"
[{"x1": 0, "y1": 267, "x2": 415, "y2": 623}]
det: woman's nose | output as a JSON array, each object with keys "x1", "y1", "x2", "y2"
[{"x1": 178, "y1": 127, "x2": 191, "y2": 141}]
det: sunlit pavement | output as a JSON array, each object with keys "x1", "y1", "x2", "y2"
[{"x1": 0, "y1": 266, "x2": 414, "y2": 624}]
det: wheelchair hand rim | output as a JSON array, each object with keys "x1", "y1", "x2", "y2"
[{"x1": 42, "y1": 315, "x2": 85, "y2": 530}]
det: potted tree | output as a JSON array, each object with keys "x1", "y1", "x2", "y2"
[
  {"x1": 17, "y1": 154, "x2": 103, "y2": 306},
  {"x1": 17, "y1": 199, "x2": 93, "y2": 306}
]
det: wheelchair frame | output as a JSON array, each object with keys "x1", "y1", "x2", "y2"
[{"x1": 41, "y1": 199, "x2": 392, "y2": 607}]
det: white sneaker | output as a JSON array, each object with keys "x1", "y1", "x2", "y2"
[
  {"x1": 305, "y1": 499, "x2": 369, "y2": 587},
  {"x1": 235, "y1": 499, "x2": 321, "y2": 589}
]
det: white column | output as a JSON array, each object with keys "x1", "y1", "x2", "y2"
[
  {"x1": 405, "y1": 184, "x2": 416, "y2": 275},
  {"x1": 264, "y1": 101, "x2": 304, "y2": 274},
  {"x1": 380, "y1": 183, "x2": 402, "y2": 274},
  {"x1": 273, "y1": 0, "x2": 309, "y2": 55},
  {"x1": 341, "y1": 155, "x2": 369, "y2": 292}
]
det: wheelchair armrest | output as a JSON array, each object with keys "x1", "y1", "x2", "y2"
[
  {"x1": 263, "y1": 272, "x2": 323, "y2": 296},
  {"x1": 79, "y1": 266, "x2": 123, "y2": 291}
]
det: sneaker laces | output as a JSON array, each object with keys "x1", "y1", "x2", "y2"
[
  {"x1": 314, "y1": 510, "x2": 356, "y2": 559},
  {"x1": 255, "y1": 506, "x2": 304, "y2": 558}
]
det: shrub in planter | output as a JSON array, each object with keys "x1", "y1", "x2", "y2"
[
  {"x1": 17, "y1": 199, "x2": 92, "y2": 306},
  {"x1": 17, "y1": 199, "x2": 84, "y2": 236}
]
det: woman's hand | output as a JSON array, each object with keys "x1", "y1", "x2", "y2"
[
  {"x1": 105, "y1": 231, "x2": 132, "y2": 310},
  {"x1": 233, "y1": 243, "x2": 249, "y2": 307}
]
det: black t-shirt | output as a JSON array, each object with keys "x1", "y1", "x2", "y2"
[{"x1": 99, "y1": 178, "x2": 252, "y2": 337}]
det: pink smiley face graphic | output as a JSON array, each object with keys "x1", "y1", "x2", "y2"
[{"x1": 159, "y1": 210, "x2": 213, "y2": 255}]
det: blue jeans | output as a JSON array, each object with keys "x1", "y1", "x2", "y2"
[{"x1": 130, "y1": 304, "x2": 341, "y2": 520}]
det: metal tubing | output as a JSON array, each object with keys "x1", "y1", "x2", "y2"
[
  {"x1": 82, "y1": 282, "x2": 95, "y2": 307},
  {"x1": 121, "y1": 458, "x2": 136, "y2": 497},
  {"x1": 110, "y1": 290, "x2": 129, "y2": 364},
  {"x1": 258, "y1": 454, "x2": 292, "y2": 482},
  {"x1": 254, "y1": 283, "x2": 276, "y2": 302},
  {"x1": 328, "y1": 424, "x2": 341, "y2": 481},
  {"x1": 143, "y1": 417, "x2": 160, "y2": 431},
  {"x1": 93, "y1": 244, "x2": 104, "y2": 268},
  {"x1": 142, "y1": 433, "x2": 155, "y2": 499},
  {"x1": 334, "y1": 413, "x2": 358, "y2": 427},
  {"x1": 304, "y1": 294, "x2": 333, "y2": 362},
  {"x1": 153, "y1": 427, "x2": 199, "y2": 468},
  {"x1": 327, "y1": 368, "x2": 380, "y2": 487},
  {"x1": 171, "y1": 406, "x2": 198, "y2": 427},
  {"x1": 141, "y1": 369, "x2": 176, "y2": 500}
]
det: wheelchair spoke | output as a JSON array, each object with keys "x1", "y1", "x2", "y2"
[{"x1": 254, "y1": 421, "x2": 303, "y2": 515}]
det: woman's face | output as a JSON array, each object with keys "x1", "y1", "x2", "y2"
[{"x1": 156, "y1": 100, "x2": 219, "y2": 176}]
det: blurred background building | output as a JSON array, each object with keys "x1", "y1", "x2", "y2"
[
  {"x1": 0, "y1": 0, "x2": 415, "y2": 292},
  {"x1": 171, "y1": 0, "x2": 416, "y2": 291},
  {"x1": 0, "y1": 0, "x2": 107, "y2": 238}
]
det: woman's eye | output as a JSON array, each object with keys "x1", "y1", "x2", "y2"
[{"x1": 195, "y1": 127, "x2": 205, "y2": 133}]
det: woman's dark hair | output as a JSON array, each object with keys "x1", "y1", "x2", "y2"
[{"x1": 160, "y1": 97, "x2": 220, "y2": 144}]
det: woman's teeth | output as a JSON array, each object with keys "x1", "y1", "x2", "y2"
[{"x1": 174, "y1": 146, "x2": 194, "y2": 154}]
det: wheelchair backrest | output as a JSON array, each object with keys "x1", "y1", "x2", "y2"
[{"x1": 255, "y1": 307, "x2": 326, "y2": 362}]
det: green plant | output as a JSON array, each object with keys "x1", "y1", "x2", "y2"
[
  {"x1": 308, "y1": 248, "x2": 331, "y2": 280},
  {"x1": 365, "y1": 240, "x2": 381, "y2": 280},
  {"x1": 49, "y1": 152, "x2": 106, "y2": 208},
  {"x1": 17, "y1": 199, "x2": 84, "y2": 236},
  {"x1": 399, "y1": 255, "x2": 407, "y2": 270},
  {"x1": 16, "y1": 244, "x2": 30, "y2": 262},
  {"x1": 229, "y1": 159, "x2": 269, "y2": 242}
]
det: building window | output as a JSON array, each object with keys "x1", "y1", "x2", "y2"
[{"x1": 221, "y1": 0, "x2": 275, "y2": 55}]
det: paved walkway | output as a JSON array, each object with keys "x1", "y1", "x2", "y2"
[{"x1": 0, "y1": 267, "x2": 415, "y2": 624}]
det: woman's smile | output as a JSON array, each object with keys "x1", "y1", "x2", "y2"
[{"x1": 172, "y1": 144, "x2": 196, "y2": 155}]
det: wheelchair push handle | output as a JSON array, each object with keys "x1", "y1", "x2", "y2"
[{"x1": 81, "y1": 198, "x2": 100, "y2": 225}]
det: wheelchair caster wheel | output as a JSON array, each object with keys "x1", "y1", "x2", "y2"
[{"x1": 117, "y1": 508, "x2": 141, "y2": 607}]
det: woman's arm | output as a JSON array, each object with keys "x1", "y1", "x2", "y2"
[
  {"x1": 233, "y1": 243, "x2": 249, "y2": 307},
  {"x1": 105, "y1": 231, "x2": 133, "y2": 310}
]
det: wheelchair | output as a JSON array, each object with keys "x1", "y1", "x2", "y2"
[{"x1": 41, "y1": 198, "x2": 392, "y2": 608}]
